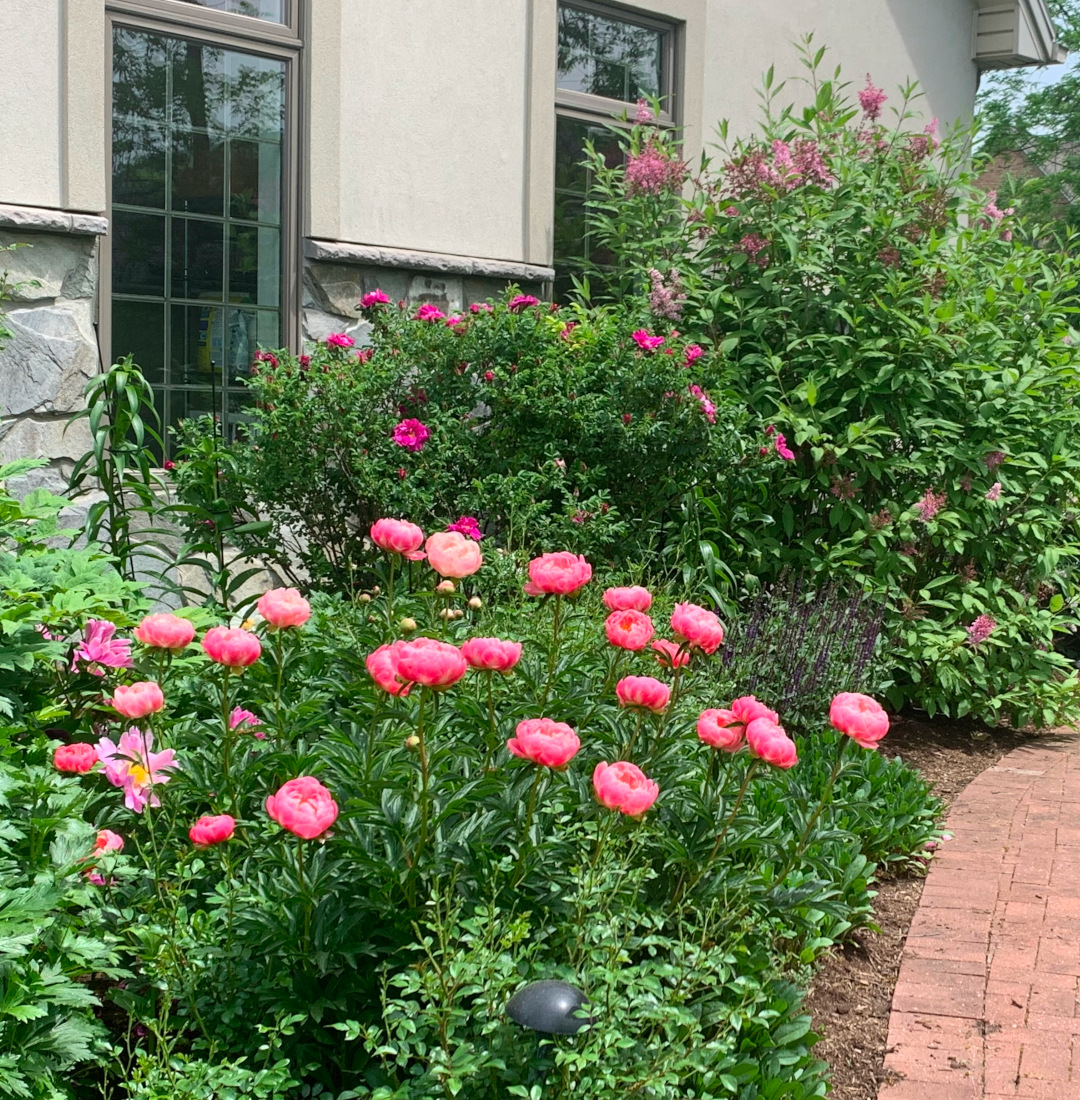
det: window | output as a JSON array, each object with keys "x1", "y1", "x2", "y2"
[
  {"x1": 554, "y1": 2, "x2": 676, "y2": 300},
  {"x1": 108, "y1": 17, "x2": 294, "y2": 454},
  {"x1": 176, "y1": 0, "x2": 288, "y2": 22}
]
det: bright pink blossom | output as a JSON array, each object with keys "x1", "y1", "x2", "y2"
[
  {"x1": 360, "y1": 289, "x2": 391, "y2": 308},
  {"x1": 507, "y1": 718, "x2": 580, "y2": 768},
  {"x1": 523, "y1": 552, "x2": 592, "y2": 597},
  {"x1": 631, "y1": 329, "x2": 666, "y2": 351},
  {"x1": 745, "y1": 717, "x2": 797, "y2": 769},
  {"x1": 625, "y1": 138, "x2": 686, "y2": 197},
  {"x1": 730, "y1": 695, "x2": 779, "y2": 727},
  {"x1": 651, "y1": 639, "x2": 690, "y2": 669},
  {"x1": 426, "y1": 531, "x2": 483, "y2": 578},
  {"x1": 462, "y1": 637, "x2": 523, "y2": 673},
  {"x1": 508, "y1": 294, "x2": 540, "y2": 313},
  {"x1": 684, "y1": 344, "x2": 704, "y2": 366},
  {"x1": 603, "y1": 586, "x2": 652, "y2": 612},
  {"x1": 109, "y1": 681, "x2": 165, "y2": 720},
  {"x1": 266, "y1": 776, "x2": 339, "y2": 839},
  {"x1": 96, "y1": 728, "x2": 177, "y2": 812},
  {"x1": 393, "y1": 418, "x2": 430, "y2": 453},
  {"x1": 592, "y1": 761, "x2": 659, "y2": 816},
  {"x1": 697, "y1": 708, "x2": 744, "y2": 752},
  {"x1": 829, "y1": 692, "x2": 890, "y2": 750},
  {"x1": 396, "y1": 637, "x2": 468, "y2": 690},
  {"x1": 84, "y1": 828, "x2": 123, "y2": 885},
  {"x1": 371, "y1": 518, "x2": 426, "y2": 560},
  {"x1": 230, "y1": 706, "x2": 265, "y2": 738},
  {"x1": 326, "y1": 332, "x2": 354, "y2": 348},
  {"x1": 447, "y1": 515, "x2": 484, "y2": 541},
  {"x1": 774, "y1": 433, "x2": 795, "y2": 460},
  {"x1": 858, "y1": 74, "x2": 887, "y2": 121},
  {"x1": 415, "y1": 303, "x2": 445, "y2": 322},
  {"x1": 189, "y1": 814, "x2": 235, "y2": 847},
  {"x1": 54, "y1": 742, "x2": 98, "y2": 773},
  {"x1": 688, "y1": 384, "x2": 717, "y2": 424},
  {"x1": 605, "y1": 609, "x2": 656, "y2": 652},
  {"x1": 366, "y1": 641, "x2": 412, "y2": 697},
  {"x1": 966, "y1": 615, "x2": 997, "y2": 647},
  {"x1": 133, "y1": 613, "x2": 195, "y2": 651},
  {"x1": 616, "y1": 674, "x2": 671, "y2": 713},
  {"x1": 202, "y1": 626, "x2": 261, "y2": 668},
  {"x1": 671, "y1": 602, "x2": 725, "y2": 654},
  {"x1": 72, "y1": 620, "x2": 133, "y2": 677},
  {"x1": 257, "y1": 587, "x2": 311, "y2": 630}
]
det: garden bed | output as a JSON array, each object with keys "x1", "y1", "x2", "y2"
[{"x1": 807, "y1": 714, "x2": 1038, "y2": 1100}]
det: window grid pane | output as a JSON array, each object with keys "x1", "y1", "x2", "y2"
[
  {"x1": 557, "y1": 5, "x2": 666, "y2": 104},
  {"x1": 174, "y1": 0, "x2": 287, "y2": 25}
]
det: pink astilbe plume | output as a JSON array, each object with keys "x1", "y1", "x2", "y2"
[
  {"x1": 625, "y1": 135, "x2": 686, "y2": 197},
  {"x1": 916, "y1": 488, "x2": 947, "y2": 522},
  {"x1": 858, "y1": 74, "x2": 887, "y2": 121},
  {"x1": 966, "y1": 615, "x2": 997, "y2": 648},
  {"x1": 648, "y1": 268, "x2": 686, "y2": 320}
]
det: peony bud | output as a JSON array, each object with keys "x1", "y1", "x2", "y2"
[
  {"x1": 468, "y1": 596, "x2": 482, "y2": 610},
  {"x1": 400, "y1": 617, "x2": 417, "y2": 632}
]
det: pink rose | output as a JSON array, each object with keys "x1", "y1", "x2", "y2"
[
  {"x1": 371, "y1": 518, "x2": 426, "y2": 560},
  {"x1": 396, "y1": 638, "x2": 468, "y2": 690},
  {"x1": 745, "y1": 717, "x2": 798, "y2": 769},
  {"x1": 461, "y1": 637, "x2": 523, "y2": 673},
  {"x1": 201, "y1": 627, "x2": 262, "y2": 668},
  {"x1": 133, "y1": 613, "x2": 195, "y2": 652},
  {"x1": 631, "y1": 329, "x2": 666, "y2": 351},
  {"x1": 697, "y1": 709, "x2": 744, "y2": 752},
  {"x1": 326, "y1": 332, "x2": 355, "y2": 348},
  {"x1": 415, "y1": 303, "x2": 446, "y2": 322},
  {"x1": 671, "y1": 603, "x2": 725, "y2": 654},
  {"x1": 266, "y1": 776, "x2": 339, "y2": 839},
  {"x1": 616, "y1": 675, "x2": 671, "y2": 713},
  {"x1": 507, "y1": 718, "x2": 580, "y2": 768},
  {"x1": 592, "y1": 761, "x2": 659, "y2": 816},
  {"x1": 393, "y1": 418, "x2": 430, "y2": 452},
  {"x1": 257, "y1": 587, "x2": 311, "y2": 630},
  {"x1": 360, "y1": 289, "x2": 391, "y2": 308},
  {"x1": 425, "y1": 531, "x2": 483, "y2": 578},
  {"x1": 730, "y1": 695, "x2": 779, "y2": 727},
  {"x1": 651, "y1": 639, "x2": 690, "y2": 669},
  {"x1": 109, "y1": 681, "x2": 165, "y2": 719},
  {"x1": 366, "y1": 642, "x2": 413, "y2": 697},
  {"x1": 523, "y1": 552, "x2": 592, "y2": 596},
  {"x1": 604, "y1": 609, "x2": 655, "y2": 652},
  {"x1": 189, "y1": 814, "x2": 235, "y2": 847},
  {"x1": 508, "y1": 294, "x2": 541, "y2": 313},
  {"x1": 603, "y1": 586, "x2": 652, "y2": 612},
  {"x1": 829, "y1": 692, "x2": 889, "y2": 750},
  {"x1": 54, "y1": 742, "x2": 98, "y2": 773}
]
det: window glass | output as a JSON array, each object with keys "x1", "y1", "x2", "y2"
[
  {"x1": 175, "y1": 0, "x2": 287, "y2": 24},
  {"x1": 557, "y1": 5, "x2": 664, "y2": 104}
]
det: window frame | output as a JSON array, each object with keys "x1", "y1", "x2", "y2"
[{"x1": 101, "y1": 2, "x2": 302, "y2": 447}]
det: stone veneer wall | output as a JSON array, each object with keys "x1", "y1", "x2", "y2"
[{"x1": 0, "y1": 204, "x2": 108, "y2": 492}]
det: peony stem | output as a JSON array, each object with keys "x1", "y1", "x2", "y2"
[
  {"x1": 622, "y1": 710, "x2": 646, "y2": 759},
  {"x1": 483, "y1": 671, "x2": 497, "y2": 770},
  {"x1": 415, "y1": 689, "x2": 431, "y2": 869},
  {"x1": 219, "y1": 664, "x2": 234, "y2": 813},
  {"x1": 521, "y1": 766, "x2": 545, "y2": 845},
  {"x1": 386, "y1": 553, "x2": 396, "y2": 626},
  {"x1": 777, "y1": 736, "x2": 850, "y2": 883},
  {"x1": 272, "y1": 630, "x2": 286, "y2": 752},
  {"x1": 541, "y1": 595, "x2": 563, "y2": 705},
  {"x1": 296, "y1": 834, "x2": 312, "y2": 955}
]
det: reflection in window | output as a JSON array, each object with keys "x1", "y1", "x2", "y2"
[
  {"x1": 557, "y1": 5, "x2": 663, "y2": 103},
  {"x1": 175, "y1": 0, "x2": 287, "y2": 24},
  {"x1": 110, "y1": 26, "x2": 285, "y2": 455}
]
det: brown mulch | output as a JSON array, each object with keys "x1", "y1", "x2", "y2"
[{"x1": 804, "y1": 714, "x2": 1039, "y2": 1100}]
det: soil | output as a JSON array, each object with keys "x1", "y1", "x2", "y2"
[{"x1": 804, "y1": 714, "x2": 1039, "y2": 1100}]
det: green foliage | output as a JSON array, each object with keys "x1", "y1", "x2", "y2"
[{"x1": 582, "y1": 41, "x2": 1080, "y2": 725}]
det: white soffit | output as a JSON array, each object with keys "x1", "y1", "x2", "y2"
[{"x1": 973, "y1": 0, "x2": 1068, "y2": 68}]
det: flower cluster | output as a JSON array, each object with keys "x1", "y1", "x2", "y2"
[
  {"x1": 648, "y1": 268, "x2": 686, "y2": 320},
  {"x1": 625, "y1": 134, "x2": 687, "y2": 197}
]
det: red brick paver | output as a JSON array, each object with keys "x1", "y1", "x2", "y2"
[{"x1": 879, "y1": 733, "x2": 1080, "y2": 1099}]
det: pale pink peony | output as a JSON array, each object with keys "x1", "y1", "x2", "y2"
[
  {"x1": 371, "y1": 518, "x2": 426, "y2": 560},
  {"x1": 393, "y1": 418, "x2": 430, "y2": 452},
  {"x1": 523, "y1": 552, "x2": 592, "y2": 596},
  {"x1": 426, "y1": 531, "x2": 483, "y2": 578},
  {"x1": 631, "y1": 329, "x2": 666, "y2": 351},
  {"x1": 461, "y1": 637, "x2": 523, "y2": 673},
  {"x1": 651, "y1": 639, "x2": 690, "y2": 669},
  {"x1": 616, "y1": 674, "x2": 671, "y2": 713},
  {"x1": 96, "y1": 728, "x2": 177, "y2": 812},
  {"x1": 72, "y1": 620, "x2": 133, "y2": 677},
  {"x1": 604, "y1": 609, "x2": 655, "y2": 652},
  {"x1": 396, "y1": 637, "x2": 468, "y2": 690},
  {"x1": 189, "y1": 813, "x2": 235, "y2": 847},
  {"x1": 829, "y1": 692, "x2": 889, "y2": 750},
  {"x1": 366, "y1": 641, "x2": 413, "y2": 696},
  {"x1": 133, "y1": 613, "x2": 195, "y2": 651},
  {"x1": 507, "y1": 718, "x2": 580, "y2": 768},
  {"x1": 360, "y1": 289, "x2": 391, "y2": 308},
  {"x1": 202, "y1": 626, "x2": 262, "y2": 668},
  {"x1": 745, "y1": 717, "x2": 798, "y2": 768},
  {"x1": 326, "y1": 332, "x2": 355, "y2": 348},
  {"x1": 266, "y1": 776, "x2": 339, "y2": 839},
  {"x1": 671, "y1": 603, "x2": 725, "y2": 654},
  {"x1": 604, "y1": 586, "x2": 652, "y2": 612},
  {"x1": 109, "y1": 681, "x2": 165, "y2": 719},
  {"x1": 593, "y1": 761, "x2": 659, "y2": 816},
  {"x1": 54, "y1": 742, "x2": 98, "y2": 773},
  {"x1": 697, "y1": 709, "x2": 744, "y2": 752},
  {"x1": 730, "y1": 695, "x2": 779, "y2": 727},
  {"x1": 257, "y1": 587, "x2": 311, "y2": 630}
]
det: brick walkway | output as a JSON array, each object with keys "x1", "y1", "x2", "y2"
[{"x1": 879, "y1": 732, "x2": 1080, "y2": 1099}]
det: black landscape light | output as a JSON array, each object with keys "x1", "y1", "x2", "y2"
[{"x1": 505, "y1": 980, "x2": 593, "y2": 1035}]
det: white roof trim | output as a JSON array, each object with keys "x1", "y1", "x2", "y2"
[{"x1": 973, "y1": 0, "x2": 1067, "y2": 69}]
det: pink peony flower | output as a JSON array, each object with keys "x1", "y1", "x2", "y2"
[
  {"x1": 202, "y1": 626, "x2": 262, "y2": 668},
  {"x1": 829, "y1": 692, "x2": 889, "y2": 750},
  {"x1": 360, "y1": 289, "x2": 391, "y2": 308},
  {"x1": 858, "y1": 74, "x2": 887, "y2": 121},
  {"x1": 415, "y1": 303, "x2": 445, "y2": 322},
  {"x1": 371, "y1": 518, "x2": 426, "y2": 560},
  {"x1": 447, "y1": 515, "x2": 484, "y2": 541},
  {"x1": 189, "y1": 813, "x2": 235, "y2": 847},
  {"x1": 603, "y1": 586, "x2": 652, "y2": 612},
  {"x1": 671, "y1": 602, "x2": 725, "y2": 655},
  {"x1": 697, "y1": 708, "x2": 744, "y2": 752},
  {"x1": 96, "y1": 728, "x2": 177, "y2": 812},
  {"x1": 230, "y1": 706, "x2": 265, "y2": 738},
  {"x1": 651, "y1": 639, "x2": 690, "y2": 669},
  {"x1": 72, "y1": 620, "x2": 133, "y2": 677},
  {"x1": 508, "y1": 294, "x2": 540, "y2": 313},
  {"x1": 461, "y1": 637, "x2": 523, "y2": 673},
  {"x1": 396, "y1": 637, "x2": 468, "y2": 690},
  {"x1": 266, "y1": 776, "x2": 339, "y2": 839},
  {"x1": 986, "y1": 482, "x2": 1002, "y2": 501},
  {"x1": 326, "y1": 332, "x2": 355, "y2": 348},
  {"x1": 774, "y1": 433, "x2": 795, "y2": 461},
  {"x1": 593, "y1": 761, "x2": 659, "y2": 816},
  {"x1": 109, "y1": 681, "x2": 165, "y2": 720},
  {"x1": 966, "y1": 614, "x2": 997, "y2": 647},
  {"x1": 684, "y1": 343, "x2": 704, "y2": 366},
  {"x1": 631, "y1": 329, "x2": 666, "y2": 351},
  {"x1": 745, "y1": 717, "x2": 798, "y2": 768},
  {"x1": 393, "y1": 418, "x2": 430, "y2": 453},
  {"x1": 426, "y1": 530, "x2": 483, "y2": 578},
  {"x1": 507, "y1": 718, "x2": 580, "y2": 768},
  {"x1": 616, "y1": 674, "x2": 671, "y2": 713},
  {"x1": 730, "y1": 695, "x2": 779, "y2": 727},
  {"x1": 257, "y1": 587, "x2": 311, "y2": 630},
  {"x1": 133, "y1": 613, "x2": 195, "y2": 652},
  {"x1": 523, "y1": 552, "x2": 592, "y2": 596},
  {"x1": 366, "y1": 641, "x2": 413, "y2": 697},
  {"x1": 84, "y1": 828, "x2": 124, "y2": 885},
  {"x1": 605, "y1": 609, "x2": 656, "y2": 652},
  {"x1": 54, "y1": 742, "x2": 98, "y2": 773}
]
